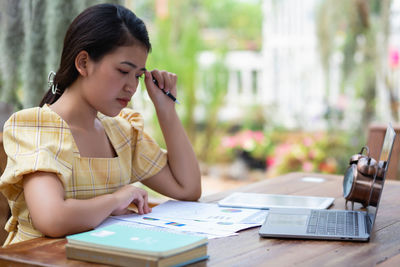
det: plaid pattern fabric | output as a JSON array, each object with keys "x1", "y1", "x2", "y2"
[{"x1": 0, "y1": 105, "x2": 167, "y2": 245}]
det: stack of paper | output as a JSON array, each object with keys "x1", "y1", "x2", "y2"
[{"x1": 98, "y1": 200, "x2": 268, "y2": 239}]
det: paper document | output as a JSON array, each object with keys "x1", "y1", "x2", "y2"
[
  {"x1": 101, "y1": 200, "x2": 268, "y2": 239},
  {"x1": 97, "y1": 218, "x2": 236, "y2": 239},
  {"x1": 151, "y1": 200, "x2": 268, "y2": 224}
]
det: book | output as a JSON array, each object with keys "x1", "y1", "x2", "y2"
[
  {"x1": 66, "y1": 243, "x2": 208, "y2": 267},
  {"x1": 218, "y1": 192, "x2": 334, "y2": 210},
  {"x1": 66, "y1": 224, "x2": 208, "y2": 267}
]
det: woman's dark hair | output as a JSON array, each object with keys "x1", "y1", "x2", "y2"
[{"x1": 40, "y1": 4, "x2": 151, "y2": 107}]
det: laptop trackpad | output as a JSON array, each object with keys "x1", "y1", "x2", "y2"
[
  {"x1": 267, "y1": 213, "x2": 308, "y2": 226},
  {"x1": 259, "y1": 212, "x2": 310, "y2": 236}
]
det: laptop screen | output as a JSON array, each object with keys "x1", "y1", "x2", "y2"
[{"x1": 366, "y1": 124, "x2": 396, "y2": 230}]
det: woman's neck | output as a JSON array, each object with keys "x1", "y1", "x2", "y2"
[{"x1": 49, "y1": 83, "x2": 98, "y2": 131}]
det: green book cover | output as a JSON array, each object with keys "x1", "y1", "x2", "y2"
[{"x1": 66, "y1": 224, "x2": 208, "y2": 258}]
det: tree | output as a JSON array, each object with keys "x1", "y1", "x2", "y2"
[
  {"x1": 0, "y1": 0, "x2": 24, "y2": 109},
  {"x1": 22, "y1": 0, "x2": 47, "y2": 107},
  {"x1": 146, "y1": 0, "x2": 203, "y2": 143},
  {"x1": 45, "y1": 0, "x2": 80, "y2": 73},
  {"x1": 0, "y1": 0, "x2": 124, "y2": 109},
  {"x1": 316, "y1": 0, "x2": 390, "y2": 133},
  {"x1": 197, "y1": 53, "x2": 229, "y2": 162}
]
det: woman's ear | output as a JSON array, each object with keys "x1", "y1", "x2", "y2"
[{"x1": 75, "y1": 51, "x2": 90, "y2": 77}]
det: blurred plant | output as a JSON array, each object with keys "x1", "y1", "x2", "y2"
[
  {"x1": 196, "y1": 52, "x2": 229, "y2": 162},
  {"x1": 266, "y1": 131, "x2": 353, "y2": 176},
  {"x1": 136, "y1": 0, "x2": 262, "y2": 153},
  {"x1": 202, "y1": 0, "x2": 262, "y2": 50},
  {"x1": 389, "y1": 47, "x2": 399, "y2": 69},
  {"x1": 385, "y1": 46, "x2": 400, "y2": 121},
  {"x1": 221, "y1": 129, "x2": 274, "y2": 169},
  {"x1": 145, "y1": 0, "x2": 203, "y2": 145}
]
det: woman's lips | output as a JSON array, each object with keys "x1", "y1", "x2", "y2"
[{"x1": 117, "y1": 98, "x2": 129, "y2": 107}]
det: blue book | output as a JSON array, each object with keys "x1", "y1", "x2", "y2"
[{"x1": 66, "y1": 224, "x2": 208, "y2": 267}]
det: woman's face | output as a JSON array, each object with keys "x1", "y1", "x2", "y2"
[{"x1": 82, "y1": 43, "x2": 148, "y2": 117}]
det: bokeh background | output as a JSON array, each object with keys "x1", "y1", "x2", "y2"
[{"x1": 1, "y1": 0, "x2": 399, "y2": 191}]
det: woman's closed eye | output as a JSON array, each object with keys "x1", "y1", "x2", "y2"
[
  {"x1": 118, "y1": 69, "x2": 130, "y2": 75},
  {"x1": 118, "y1": 68, "x2": 144, "y2": 79}
]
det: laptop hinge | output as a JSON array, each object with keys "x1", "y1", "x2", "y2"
[{"x1": 365, "y1": 214, "x2": 372, "y2": 234}]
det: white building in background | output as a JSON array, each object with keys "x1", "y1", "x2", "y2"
[
  {"x1": 198, "y1": 0, "x2": 400, "y2": 130},
  {"x1": 198, "y1": 0, "x2": 333, "y2": 130},
  {"x1": 260, "y1": 0, "x2": 329, "y2": 129}
]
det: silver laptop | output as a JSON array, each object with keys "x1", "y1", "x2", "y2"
[{"x1": 259, "y1": 124, "x2": 396, "y2": 241}]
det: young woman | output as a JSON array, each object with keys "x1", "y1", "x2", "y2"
[{"x1": 0, "y1": 3, "x2": 201, "y2": 246}]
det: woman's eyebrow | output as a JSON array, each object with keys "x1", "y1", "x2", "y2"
[{"x1": 120, "y1": 61, "x2": 146, "y2": 71}]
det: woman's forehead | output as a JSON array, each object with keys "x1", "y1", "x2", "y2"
[{"x1": 104, "y1": 44, "x2": 148, "y2": 67}]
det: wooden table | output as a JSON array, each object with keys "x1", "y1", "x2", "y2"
[{"x1": 1, "y1": 172, "x2": 400, "y2": 266}]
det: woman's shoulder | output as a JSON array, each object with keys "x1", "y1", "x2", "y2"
[
  {"x1": 4, "y1": 105, "x2": 63, "y2": 128},
  {"x1": 7, "y1": 106, "x2": 41, "y2": 121},
  {"x1": 2, "y1": 105, "x2": 74, "y2": 172},
  {"x1": 100, "y1": 108, "x2": 144, "y2": 132},
  {"x1": 3, "y1": 105, "x2": 73, "y2": 154}
]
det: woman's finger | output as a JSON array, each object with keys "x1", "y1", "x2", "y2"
[
  {"x1": 133, "y1": 193, "x2": 145, "y2": 214},
  {"x1": 163, "y1": 72, "x2": 177, "y2": 94},
  {"x1": 142, "y1": 191, "x2": 151, "y2": 214},
  {"x1": 150, "y1": 69, "x2": 164, "y2": 89}
]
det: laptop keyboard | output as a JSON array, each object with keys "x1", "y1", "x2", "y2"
[{"x1": 306, "y1": 210, "x2": 359, "y2": 236}]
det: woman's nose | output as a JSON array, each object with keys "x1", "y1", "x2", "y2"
[
  {"x1": 124, "y1": 80, "x2": 138, "y2": 94},
  {"x1": 124, "y1": 85, "x2": 136, "y2": 94}
]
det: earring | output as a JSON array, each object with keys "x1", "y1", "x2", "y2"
[{"x1": 47, "y1": 71, "x2": 58, "y2": 95}]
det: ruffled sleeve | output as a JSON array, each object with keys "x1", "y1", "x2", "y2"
[
  {"x1": 118, "y1": 109, "x2": 167, "y2": 182},
  {"x1": 0, "y1": 107, "x2": 73, "y2": 202}
]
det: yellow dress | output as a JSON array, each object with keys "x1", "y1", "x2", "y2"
[{"x1": 0, "y1": 105, "x2": 167, "y2": 246}]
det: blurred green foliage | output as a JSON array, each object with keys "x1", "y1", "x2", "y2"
[{"x1": 137, "y1": 0, "x2": 262, "y2": 157}]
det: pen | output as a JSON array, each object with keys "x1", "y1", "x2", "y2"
[{"x1": 152, "y1": 79, "x2": 181, "y2": 104}]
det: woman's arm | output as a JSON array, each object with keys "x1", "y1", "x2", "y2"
[
  {"x1": 141, "y1": 70, "x2": 201, "y2": 201},
  {"x1": 23, "y1": 171, "x2": 150, "y2": 237}
]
